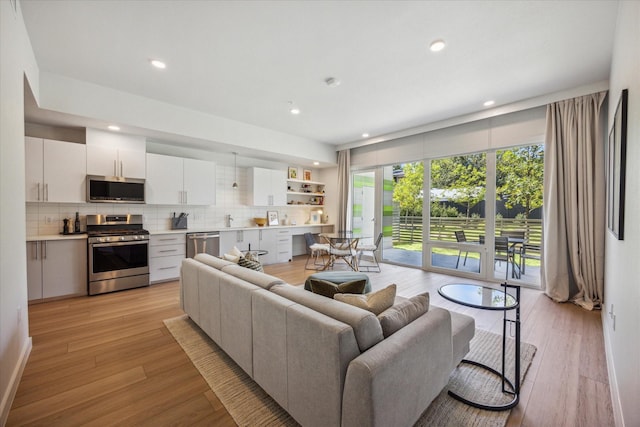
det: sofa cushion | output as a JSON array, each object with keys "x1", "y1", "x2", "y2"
[
  {"x1": 334, "y1": 284, "x2": 397, "y2": 315},
  {"x1": 194, "y1": 253, "x2": 236, "y2": 270},
  {"x1": 271, "y1": 284, "x2": 384, "y2": 352},
  {"x1": 220, "y1": 264, "x2": 285, "y2": 290},
  {"x1": 304, "y1": 271, "x2": 372, "y2": 293},
  {"x1": 378, "y1": 292, "x2": 430, "y2": 338},
  {"x1": 309, "y1": 278, "x2": 367, "y2": 298}
]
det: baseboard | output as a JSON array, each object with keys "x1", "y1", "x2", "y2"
[
  {"x1": 0, "y1": 337, "x2": 32, "y2": 426},
  {"x1": 601, "y1": 310, "x2": 625, "y2": 427}
]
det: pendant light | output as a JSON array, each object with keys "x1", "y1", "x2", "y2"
[{"x1": 232, "y1": 152, "x2": 238, "y2": 189}]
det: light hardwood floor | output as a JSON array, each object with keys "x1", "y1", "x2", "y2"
[{"x1": 8, "y1": 257, "x2": 614, "y2": 426}]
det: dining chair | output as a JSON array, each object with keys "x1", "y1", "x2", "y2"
[
  {"x1": 325, "y1": 236, "x2": 359, "y2": 271},
  {"x1": 304, "y1": 232, "x2": 330, "y2": 270},
  {"x1": 455, "y1": 230, "x2": 469, "y2": 269},
  {"x1": 357, "y1": 232, "x2": 383, "y2": 272}
]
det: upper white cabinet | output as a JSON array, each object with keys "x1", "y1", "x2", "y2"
[
  {"x1": 146, "y1": 153, "x2": 216, "y2": 205},
  {"x1": 85, "y1": 128, "x2": 146, "y2": 178},
  {"x1": 25, "y1": 137, "x2": 86, "y2": 203},
  {"x1": 86, "y1": 145, "x2": 146, "y2": 179},
  {"x1": 248, "y1": 167, "x2": 287, "y2": 206}
]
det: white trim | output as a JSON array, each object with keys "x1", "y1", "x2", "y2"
[
  {"x1": 0, "y1": 337, "x2": 32, "y2": 425},
  {"x1": 601, "y1": 310, "x2": 625, "y2": 427},
  {"x1": 338, "y1": 80, "x2": 609, "y2": 151}
]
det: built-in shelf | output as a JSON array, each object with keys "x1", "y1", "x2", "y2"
[{"x1": 287, "y1": 178, "x2": 324, "y2": 186}]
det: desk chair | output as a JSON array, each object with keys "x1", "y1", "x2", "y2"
[
  {"x1": 304, "y1": 233, "x2": 330, "y2": 270},
  {"x1": 455, "y1": 230, "x2": 469, "y2": 268}
]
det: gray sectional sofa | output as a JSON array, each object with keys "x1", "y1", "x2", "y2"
[{"x1": 180, "y1": 253, "x2": 475, "y2": 427}]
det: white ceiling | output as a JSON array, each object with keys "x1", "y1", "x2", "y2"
[{"x1": 21, "y1": 0, "x2": 619, "y2": 151}]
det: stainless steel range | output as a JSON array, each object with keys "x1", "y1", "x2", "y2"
[{"x1": 87, "y1": 214, "x2": 149, "y2": 296}]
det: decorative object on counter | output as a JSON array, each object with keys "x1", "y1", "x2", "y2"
[
  {"x1": 74, "y1": 212, "x2": 81, "y2": 233},
  {"x1": 303, "y1": 169, "x2": 312, "y2": 181},
  {"x1": 267, "y1": 211, "x2": 279, "y2": 226},
  {"x1": 253, "y1": 217, "x2": 267, "y2": 227},
  {"x1": 63, "y1": 218, "x2": 72, "y2": 234},
  {"x1": 288, "y1": 166, "x2": 298, "y2": 179},
  {"x1": 171, "y1": 212, "x2": 188, "y2": 230},
  {"x1": 232, "y1": 152, "x2": 239, "y2": 189}
]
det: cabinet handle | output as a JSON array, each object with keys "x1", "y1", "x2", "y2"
[
  {"x1": 158, "y1": 249, "x2": 178, "y2": 253},
  {"x1": 33, "y1": 241, "x2": 39, "y2": 260},
  {"x1": 184, "y1": 191, "x2": 188, "y2": 204},
  {"x1": 45, "y1": 183, "x2": 49, "y2": 201},
  {"x1": 158, "y1": 238, "x2": 178, "y2": 242},
  {"x1": 42, "y1": 241, "x2": 47, "y2": 260},
  {"x1": 158, "y1": 266, "x2": 177, "y2": 270},
  {"x1": 37, "y1": 183, "x2": 41, "y2": 201},
  {"x1": 120, "y1": 160, "x2": 123, "y2": 177},
  {"x1": 114, "y1": 160, "x2": 117, "y2": 176}
]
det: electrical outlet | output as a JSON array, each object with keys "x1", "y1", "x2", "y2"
[{"x1": 45, "y1": 216, "x2": 53, "y2": 224}]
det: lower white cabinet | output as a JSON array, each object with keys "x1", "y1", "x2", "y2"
[
  {"x1": 26, "y1": 239, "x2": 87, "y2": 301},
  {"x1": 149, "y1": 233, "x2": 186, "y2": 283},
  {"x1": 219, "y1": 228, "x2": 292, "y2": 265}
]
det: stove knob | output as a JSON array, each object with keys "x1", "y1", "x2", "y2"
[
  {"x1": 98, "y1": 237, "x2": 105, "y2": 243},
  {"x1": 133, "y1": 235, "x2": 139, "y2": 240},
  {"x1": 120, "y1": 236, "x2": 125, "y2": 241}
]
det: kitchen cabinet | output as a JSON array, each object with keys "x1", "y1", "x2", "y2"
[
  {"x1": 220, "y1": 228, "x2": 290, "y2": 265},
  {"x1": 146, "y1": 153, "x2": 216, "y2": 205},
  {"x1": 25, "y1": 137, "x2": 87, "y2": 203},
  {"x1": 248, "y1": 167, "x2": 287, "y2": 206},
  {"x1": 149, "y1": 233, "x2": 186, "y2": 283},
  {"x1": 27, "y1": 239, "x2": 87, "y2": 301},
  {"x1": 86, "y1": 145, "x2": 146, "y2": 179}
]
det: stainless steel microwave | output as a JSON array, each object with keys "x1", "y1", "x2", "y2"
[{"x1": 87, "y1": 175, "x2": 145, "y2": 203}]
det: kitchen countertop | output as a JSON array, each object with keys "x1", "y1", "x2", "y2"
[{"x1": 26, "y1": 224, "x2": 335, "y2": 240}]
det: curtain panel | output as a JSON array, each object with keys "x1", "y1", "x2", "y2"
[
  {"x1": 337, "y1": 149, "x2": 350, "y2": 233},
  {"x1": 542, "y1": 91, "x2": 606, "y2": 309}
]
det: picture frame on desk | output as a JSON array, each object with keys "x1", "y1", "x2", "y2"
[{"x1": 267, "y1": 210, "x2": 279, "y2": 226}]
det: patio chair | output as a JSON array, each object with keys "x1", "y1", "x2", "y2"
[
  {"x1": 357, "y1": 232, "x2": 383, "y2": 272},
  {"x1": 455, "y1": 230, "x2": 469, "y2": 268},
  {"x1": 304, "y1": 232, "x2": 330, "y2": 270},
  {"x1": 520, "y1": 243, "x2": 541, "y2": 274},
  {"x1": 495, "y1": 236, "x2": 518, "y2": 279}
]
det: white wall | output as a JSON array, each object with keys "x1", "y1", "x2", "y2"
[
  {"x1": 603, "y1": 2, "x2": 640, "y2": 426},
  {"x1": 0, "y1": 0, "x2": 37, "y2": 423}
]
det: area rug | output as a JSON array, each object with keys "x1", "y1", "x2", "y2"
[{"x1": 164, "y1": 315, "x2": 536, "y2": 427}]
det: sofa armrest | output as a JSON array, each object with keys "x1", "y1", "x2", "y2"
[{"x1": 341, "y1": 307, "x2": 452, "y2": 427}]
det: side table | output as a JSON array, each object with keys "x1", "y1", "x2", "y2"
[{"x1": 438, "y1": 282, "x2": 521, "y2": 411}]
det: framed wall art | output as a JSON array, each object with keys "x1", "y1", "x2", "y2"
[
  {"x1": 607, "y1": 89, "x2": 628, "y2": 240},
  {"x1": 303, "y1": 169, "x2": 312, "y2": 181},
  {"x1": 288, "y1": 167, "x2": 298, "y2": 180},
  {"x1": 267, "y1": 210, "x2": 279, "y2": 226}
]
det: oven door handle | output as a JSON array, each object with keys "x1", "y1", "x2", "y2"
[{"x1": 91, "y1": 241, "x2": 149, "y2": 248}]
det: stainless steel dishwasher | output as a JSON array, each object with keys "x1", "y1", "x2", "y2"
[{"x1": 186, "y1": 231, "x2": 220, "y2": 258}]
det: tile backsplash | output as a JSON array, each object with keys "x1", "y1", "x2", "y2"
[{"x1": 26, "y1": 166, "x2": 323, "y2": 236}]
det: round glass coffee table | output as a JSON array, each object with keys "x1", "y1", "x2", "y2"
[{"x1": 438, "y1": 282, "x2": 521, "y2": 411}]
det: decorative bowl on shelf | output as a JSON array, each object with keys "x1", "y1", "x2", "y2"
[{"x1": 253, "y1": 217, "x2": 267, "y2": 227}]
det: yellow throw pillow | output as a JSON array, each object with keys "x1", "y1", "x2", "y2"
[{"x1": 334, "y1": 284, "x2": 397, "y2": 315}]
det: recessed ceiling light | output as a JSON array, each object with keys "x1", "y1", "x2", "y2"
[
  {"x1": 313, "y1": 161, "x2": 320, "y2": 166},
  {"x1": 483, "y1": 100, "x2": 495, "y2": 107},
  {"x1": 429, "y1": 39, "x2": 446, "y2": 52},
  {"x1": 362, "y1": 133, "x2": 369, "y2": 138},
  {"x1": 108, "y1": 125, "x2": 120, "y2": 131},
  {"x1": 150, "y1": 59, "x2": 166, "y2": 69},
  {"x1": 288, "y1": 101, "x2": 301, "y2": 115}
]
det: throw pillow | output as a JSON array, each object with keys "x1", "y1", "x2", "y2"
[
  {"x1": 309, "y1": 278, "x2": 367, "y2": 299},
  {"x1": 378, "y1": 292, "x2": 430, "y2": 338},
  {"x1": 334, "y1": 284, "x2": 397, "y2": 315},
  {"x1": 223, "y1": 253, "x2": 240, "y2": 263},
  {"x1": 238, "y1": 256, "x2": 264, "y2": 272},
  {"x1": 230, "y1": 246, "x2": 244, "y2": 258}
]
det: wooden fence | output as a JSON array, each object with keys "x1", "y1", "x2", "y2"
[{"x1": 393, "y1": 216, "x2": 542, "y2": 245}]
